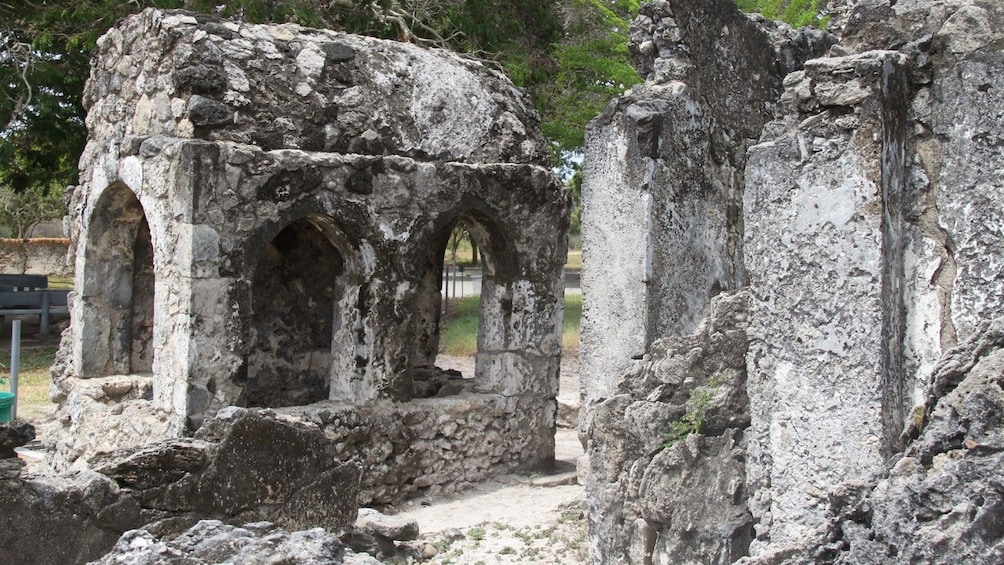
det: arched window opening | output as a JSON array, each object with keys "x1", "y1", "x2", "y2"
[
  {"x1": 246, "y1": 215, "x2": 348, "y2": 407},
  {"x1": 79, "y1": 183, "x2": 157, "y2": 377},
  {"x1": 412, "y1": 211, "x2": 511, "y2": 399}
]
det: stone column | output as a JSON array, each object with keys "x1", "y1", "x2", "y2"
[{"x1": 744, "y1": 51, "x2": 905, "y2": 549}]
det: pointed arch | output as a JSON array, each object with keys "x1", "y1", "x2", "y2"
[
  {"x1": 77, "y1": 182, "x2": 157, "y2": 377},
  {"x1": 244, "y1": 213, "x2": 360, "y2": 407}
]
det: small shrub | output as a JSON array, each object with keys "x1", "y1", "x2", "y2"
[
  {"x1": 663, "y1": 386, "x2": 715, "y2": 448},
  {"x1": 467, "y1": 526, "x2": 486, "y2": 541}
]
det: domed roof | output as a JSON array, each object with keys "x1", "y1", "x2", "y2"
[{"x1": 84, "y1": 9, "x2": 550, "y2": 166}]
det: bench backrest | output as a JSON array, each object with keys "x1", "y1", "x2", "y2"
[
  {"x1": 0, "y1": 290, "x2": 45, "y2": 307},
  {"x1": 0, "y1": 289, "x2": 68, "y2": 308},
  {"x1": 0, "y1": 274, "x2": 48, "y2": 291}
]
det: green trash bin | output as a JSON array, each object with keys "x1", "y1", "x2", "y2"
[{"x1": 0, "y1": 392, "x2": 14, "y2": 422}]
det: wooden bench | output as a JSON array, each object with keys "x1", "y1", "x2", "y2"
[{"x1": 0, "y1": 275, "x2": 69, "y2": 336}]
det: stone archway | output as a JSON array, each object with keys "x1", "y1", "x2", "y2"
[
  {"x1": 412, "y1": 206, "x2": 516, "y2": 393},
  {"x1": 245, "y1": 214, "x2": 355, "y2": 407},
  {"x1": 77, "y1": 182, "x2": 156, "y2": 377}
]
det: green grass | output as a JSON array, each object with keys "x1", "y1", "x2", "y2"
[
  {"x1": 441, "y1": 297, "x2": 482, "y2": 356},
  {"x1": 48, "y1": 276, "x2": 73, "y2": 289},
  {"x1": 1, "y1": 345, "x2": 58, "y2": 422},
  {"x1": 440, "y1": 294, "x2": 582, "y2": 356},
  {"x1": 562, "y1": 294, "x2": 581, "y2": 353}
]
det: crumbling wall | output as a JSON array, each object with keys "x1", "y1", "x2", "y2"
[
  {"x1": 580, "y1": 1, "x2": 832, "y2": 562},
  {"x1": 54, "y1": 8, "x2": 569, "y2": 496},
  {"x1": 580, "y1": 0, "x2": 832, "y2": 406},
  {"x1": 582, "y1": 0, "x2": 1004, "y2": 563},
  {"x1": 583, "y1": 291, "x2": 753, "y2": 564},
  {"x1": 744, "y1": 0, "x2": 1004, "y2": 554},
  {"x1": 744, "y1": 50, "x2": 906, "y2": 547},
  {"x1": 738, "y1": 319, "x2": 1004, "y2": 564},
  {"x1": 274, "y1": 393, "x2": 555, "y2": 506}
]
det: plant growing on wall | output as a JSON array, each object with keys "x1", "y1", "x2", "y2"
[
  {"x1": 663, "y1": 386, "x2": 715, "y2": 447},
  {"x1": 734, "y1": 0, "x2": 830, "y2": 29}
]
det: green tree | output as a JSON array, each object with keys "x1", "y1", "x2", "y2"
[
  {"x1": 540, "y1": 0, "x2": 641, "y2": 154},
  {"x1": 0, "y1": 184, "x2": 64, "y2": 238}
]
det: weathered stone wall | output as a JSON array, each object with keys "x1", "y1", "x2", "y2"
[
  {"x1": 54, "y1": 8, "x2": 569, "y2": 500},
  {"x1": 583, "y1": 291, "x2": 753, "y2": 564},
  {"x1": 81, "y1": 10, "x2": 549, "y2": 166},
  {"x1": 582, "y1": 0, "x2": 1004, "y2": 563},
  {"x1": 744, "y1": 0, "x2": 1004, "y2": 554},
  {"x1": 738, "y1": 319, "x2": 1004, "y2": 564},
  {"x1": 580, "y1": 0, "x2": 832, "y2": 406},
  {"x1": 744, "y1": 49, "x2": 905, "y2": 549},
  {"x1": 274, "y1": 393, "x2": 555, "y2": 506},
  {"x1": 0, "y1": 238, "x2": 72, "y2": 277},
  {"x1": 580, "y1": 1, "x2": 833, "y2": 562}
]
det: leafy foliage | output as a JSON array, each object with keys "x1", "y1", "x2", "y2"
[
  {"x1": 538, "y1": 0, "x2": 641, "y2": 154},
  {"x1": 734, "y1": 0, "x2": 830, "y2": 29},
  {"x1": 662, "y1": 386, "x2": 715, "y2": 448}
]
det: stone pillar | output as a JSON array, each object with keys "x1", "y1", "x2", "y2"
[
  {"x1": 580, "y1": 111, "x2": 652, "y2": 406},
  {"x1": 934, "y1": 57, "x2": 1004, "y2": 342},
  {"x1": 744, "y1": 51, "x2": 906, "y2": 549}
]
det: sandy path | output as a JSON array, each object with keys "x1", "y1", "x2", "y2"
[{"x1": 387, "y1": 355, "x2": 588, "y2": 564}]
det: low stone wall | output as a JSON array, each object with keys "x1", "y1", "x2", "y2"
[
  {"x1": 0, "y1": 238, "x2": 72, "y2": 277},
  {"x1": 46, "y1": 372, "x2": 554, "y2": 509},
  {"x1": 275, "y1": 390, "x2": 555, "y2": 506}
]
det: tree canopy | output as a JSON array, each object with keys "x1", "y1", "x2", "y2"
[
  {"x1": 0, "y1": 0, "x2": 641, "y2": 207},
  {"x1": 1, "y1": 0, "x2": 827, "y2": 224}
]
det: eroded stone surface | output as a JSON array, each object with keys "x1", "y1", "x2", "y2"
[
  {"x1": 581, "y1": 0, "x2": 830, "y2": 406},
  {"x1": 744, "y1": 49, "x2": 900, "y2": 548},
  {"x1": 1, "y1": 410, "x2": 361, "y2": 565},
  {"x1": 53, "y1": 8, "x2": 568, "y2": 505},
  {"x1": 582, "y1": 291, "x2": 753, "y2": 564},
  {"x1": 90, "y1": 520, "x2": 348, "y2": 565},
  {"x1": 737, "y1": 320, "x2": 1004, "y2": 564},
  {"x1": 583, "y1": 0, "x2": 1004, "y2": 563}
]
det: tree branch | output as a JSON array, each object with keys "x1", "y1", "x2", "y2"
[{"x1": 1, "y1": 34, "x2": 35, "y2": 133}]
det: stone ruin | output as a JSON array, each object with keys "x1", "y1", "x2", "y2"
[
  {"x1": 53, "y1": 7, "x2": 569, "y2": 481},
  {"x1": 0, "y1": 7, "x2": 570, "y2": 563},
  {"x1": 580, "y1": 0, "x2": 1004, "y2": 563},
  {"x1": 4, "y1": 1, "x2": 1004, "y2": 564}
]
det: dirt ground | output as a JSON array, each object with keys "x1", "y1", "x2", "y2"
[{"x1": 395, "y1": 355, "x2": 588, "y2": 564}]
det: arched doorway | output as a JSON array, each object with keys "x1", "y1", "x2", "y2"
[{"x1": 412, "y1": 208, "x2": 514, "y2": 397}]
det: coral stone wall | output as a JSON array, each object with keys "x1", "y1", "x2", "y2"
[
  {"x1": 582, "y1": 0, "x2": 1004, "y2": 563},
  {"x1": 0, "y1": 238, "x2": 72, "y2": 277},
  {"x1": 53, "y1": 9, "x2": 569, "y2": 493}
]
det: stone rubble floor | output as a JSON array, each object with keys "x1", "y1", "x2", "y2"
[{"x1": 389, "y1": 356, "x2": 586, "y2": 564}]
